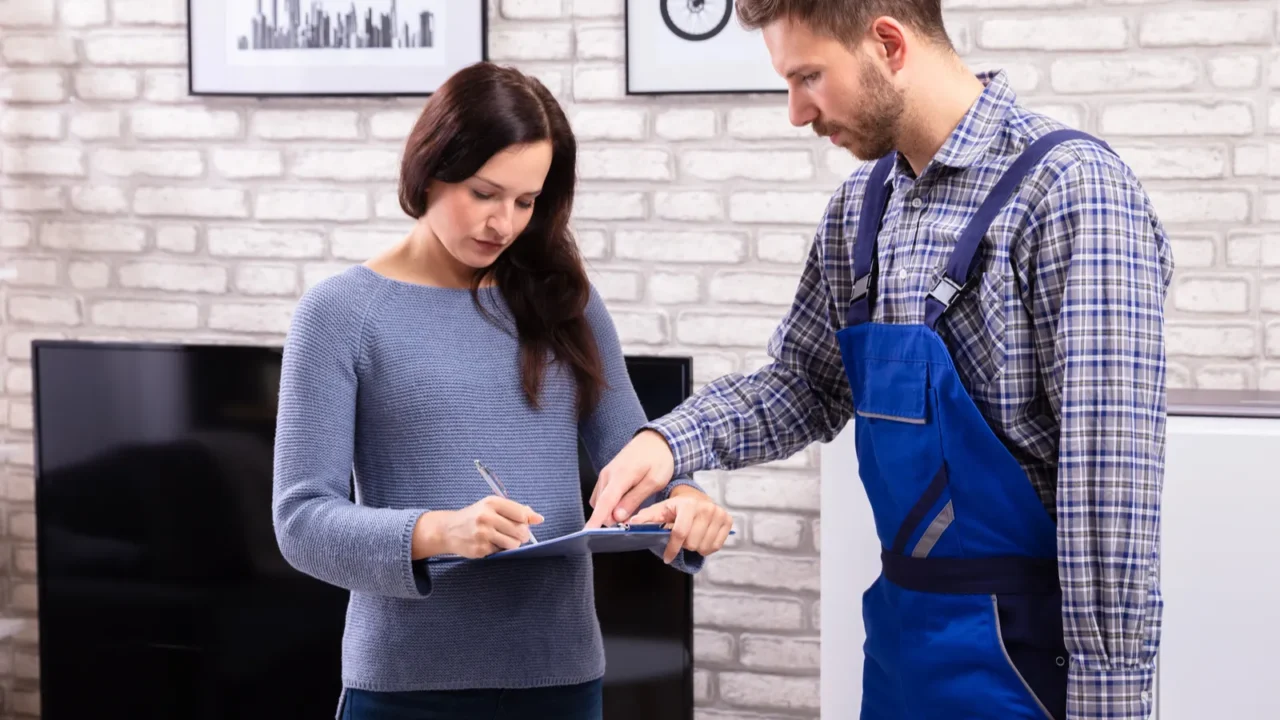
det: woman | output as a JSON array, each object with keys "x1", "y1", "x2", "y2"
[{"x1": 271, "y1": 61, "x2": 732, "y2": 720}]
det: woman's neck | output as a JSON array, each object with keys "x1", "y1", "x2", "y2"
[
  {"x1": 368, "y1": 224, "x2": 479, "y2": 289},
  {"x1": 410, "y1": 225, "x2": 476, "y2": 288}
]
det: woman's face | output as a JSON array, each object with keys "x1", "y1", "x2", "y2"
[{"x1": 423, "y1": 140, "x2": 553, "y2": 271}]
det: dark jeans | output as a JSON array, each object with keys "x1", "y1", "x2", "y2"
[{"x1": 340, "y1": 678, "x2": 603, "y2": 720}]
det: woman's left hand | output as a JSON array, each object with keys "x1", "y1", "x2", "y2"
[{"x1": 627, "y1": 485, "x2": 733, "y2": 564}]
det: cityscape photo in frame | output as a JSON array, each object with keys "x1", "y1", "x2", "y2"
[
  {"x1": 187, "y1": 0, "x2": 488, "y2": 96},
  {"x1": 625, "y1": 0, "x2": 785, "y2": 95}
]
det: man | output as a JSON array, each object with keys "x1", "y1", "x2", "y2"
[{"x1": 587, "y1": 1, "x2": 1171, "y2": 719}]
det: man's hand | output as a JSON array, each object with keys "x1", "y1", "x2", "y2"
[
  {"x1": 586, "y1": 429, "x2": 675, "y2": 529},
  {"x1": 628, "y1": 485, "x2": 732, "y2": 564}
]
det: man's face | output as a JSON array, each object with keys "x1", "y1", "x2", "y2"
[{"x1": 762, "y1": 16, "x2": 905, "y2": 161}]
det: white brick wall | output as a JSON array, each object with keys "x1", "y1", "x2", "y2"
[{"x1": 1, "y1": 0, "x2": 1277, "y2": 716}]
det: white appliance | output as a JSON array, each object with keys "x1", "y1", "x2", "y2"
[
  {"x1": 820, "y1": 387, "x2": 1280, "y2": 720},
  {"x1": 1158, "y1": 388, "x2": 1280, "y2": 720}
]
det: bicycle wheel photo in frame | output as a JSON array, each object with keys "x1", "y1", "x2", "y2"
[
  {"x1": 625, "y1": 0, "x2": 786, "y2": 95},
  {"x1": 661, "y1": 0, "x2": 733, "y2": 41}
]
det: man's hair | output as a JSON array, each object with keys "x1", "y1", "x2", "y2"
[{"x1": 735, "y1": 0, "x2": 953, "y2": 50}]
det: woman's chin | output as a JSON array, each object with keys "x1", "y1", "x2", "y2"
[
  {"x1": 467, "y1": 238, "x2": 508, "y2": 263},
  {"x1": 456, "y1": 252, "x2": 503, "y2": 273}
]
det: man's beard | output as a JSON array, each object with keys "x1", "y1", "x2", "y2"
[{"x1": 814, "y1": 58, "x2": 905, "y2": 161}]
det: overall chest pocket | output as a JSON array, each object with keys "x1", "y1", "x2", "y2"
[
  {"x1": 854, "y1": 356, "x2": 928, "y2": 425},
  {"x1": 852, "y1": 356, "x2": 946, "y2": 528}
]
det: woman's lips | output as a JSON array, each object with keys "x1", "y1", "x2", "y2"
[{"x1": 471, "y1": 238, "x2": 508, "y2": 259}]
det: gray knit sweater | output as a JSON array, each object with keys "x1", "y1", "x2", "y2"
[{"x1": 271, "y1": 265, "x2": 702, "y2": 698}]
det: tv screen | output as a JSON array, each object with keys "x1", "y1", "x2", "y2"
[
  {"x1": 580, "y1": 355, "x2": 694, "y2": 720},
  {"x1": 31, "y1": 340, "x2": 694, "y2": 720}
]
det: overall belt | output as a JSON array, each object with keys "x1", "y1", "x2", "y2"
[{"x1": 881, "y1": 551, "x2": 1061, "y2": 595}]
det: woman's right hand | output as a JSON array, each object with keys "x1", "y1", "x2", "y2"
[{"x1": 412, "y1": 497, "x2": 544, "y2": 559}]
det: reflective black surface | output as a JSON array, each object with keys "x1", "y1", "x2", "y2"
[
  {"x1": 33, "y1": 341, "x2": 693, "y2": 720},
  {"x1": 578, "y1": 355, "x2": 694, "y2": 720},
  {"x1": 33, "y1": 341, "x2": 346, "y2": 719}
]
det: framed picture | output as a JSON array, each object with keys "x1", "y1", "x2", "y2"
[
  {"x1": 625, "y1": 0, "x2": 785, "y2": 95},
  {"x1": 187, "y1": 0, "x2": 488, "y2": 97}
]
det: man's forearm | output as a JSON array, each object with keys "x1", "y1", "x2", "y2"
[
  {"x1": 645, "y1": 355, "x2": 850, "y2": 478},
  {"x1": 646, "y1": 237, "x2": 854, "y2": 478}
]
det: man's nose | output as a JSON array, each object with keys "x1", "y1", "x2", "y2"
[{"x1": 788, "y1": 91, "x2": 818, "y2": 128}]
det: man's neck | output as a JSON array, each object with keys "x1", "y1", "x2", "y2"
[{"x1": 896, "y1": 57, "x2": 986, "y2": 177}]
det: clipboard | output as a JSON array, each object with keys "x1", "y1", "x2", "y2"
[{"x1": 483, "y1": 524, "x2": 676, "y2": 560}]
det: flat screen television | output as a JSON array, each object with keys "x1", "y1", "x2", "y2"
[{"x1": 31, "y1": 339, "x2": 694, "y2": 720}]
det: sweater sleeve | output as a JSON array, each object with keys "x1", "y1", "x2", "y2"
[
  {"x1": 272, "y1": 275, "x2": 433, "y2": 598},
  {"x1": 578, "y1": 286, "x2": 705, "y2": 574}
]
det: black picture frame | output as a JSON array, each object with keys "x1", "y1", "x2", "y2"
[
  {"x1": 186, "y1": 0, "x2": 489, "y2": 98},
  {"x1": 624, "y1": 0, "x2": 786, "y2": 96}
]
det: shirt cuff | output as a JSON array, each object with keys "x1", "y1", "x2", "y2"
[
  {"x1": 660, "y1": 476, "x2": 703, "y2": 501},
  {"x1": 1067, "y1": 661, "x2": 1155, "y2": 720},
  {"x1": 642, "y1": 404, "x2": 715, "y2": 479}
]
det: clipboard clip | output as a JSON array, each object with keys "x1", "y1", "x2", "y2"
[{"x1": 611, "y1": 522, "x2": 666, "y2": 532}]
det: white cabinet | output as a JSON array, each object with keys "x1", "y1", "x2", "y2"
[
  {"x1": 1159, "y1": 389, "x2": 1280, "y2": 720},
  {"x1": 820, "y1": 388, "x2": 1280, "y2": 720}
]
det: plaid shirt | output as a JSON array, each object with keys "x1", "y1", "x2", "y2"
[{"x1": 648, "y1": 70, "x2": 1172, "y2": 720}]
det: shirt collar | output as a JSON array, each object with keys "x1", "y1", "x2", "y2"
[{"x1": 884, "y1": 69, "x2": 1015, "y2": 184}]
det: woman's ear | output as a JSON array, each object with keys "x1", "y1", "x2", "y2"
[{"x1": 422, "y1": 178, "x2": 442, "y2": 210}]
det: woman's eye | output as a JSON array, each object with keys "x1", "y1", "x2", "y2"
[
  {"x1": 516, "y1": 200, "x2": 533, "y2": 209},
  {"x1": 471, "y1": 189, "x2": 492, "y2": 201}
]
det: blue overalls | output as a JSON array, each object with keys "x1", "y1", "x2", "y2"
[{"x1": 835, "y1": 129, "x2": 1110, "y2": 720}]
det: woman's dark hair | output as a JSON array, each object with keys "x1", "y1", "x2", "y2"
[{"x1": 398, "y1": 61, "x2": 604, "y2": 419}]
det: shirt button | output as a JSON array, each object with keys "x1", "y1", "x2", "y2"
[
  {"x1": 1141, "y1": 691, "x2": 1151, "y2": 702},
  {"x1": 898, "y1": 269, "x2": 908, "y2": 279},
  {"x1": 911, "y1": 197, "x2": 923, "y2": 208}
]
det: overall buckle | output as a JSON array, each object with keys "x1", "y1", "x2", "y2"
[
  {"x1": 851, "y1": 274, "x2": 871, "y2": 301},
  {"x1": 928, "y1": 276, "x2": 966, "y2": 308}
]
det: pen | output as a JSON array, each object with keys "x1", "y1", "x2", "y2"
[{"x1": 473, "y1": 460, "x2": 538, "y2": 544}]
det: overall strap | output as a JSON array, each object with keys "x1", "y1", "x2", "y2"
[
  {"x1": 922, "y1": 128, "x2": 1113, "y2": 329},
  {"x1": 845, "y1": 154, "x2": 897, "y2": 327}
]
